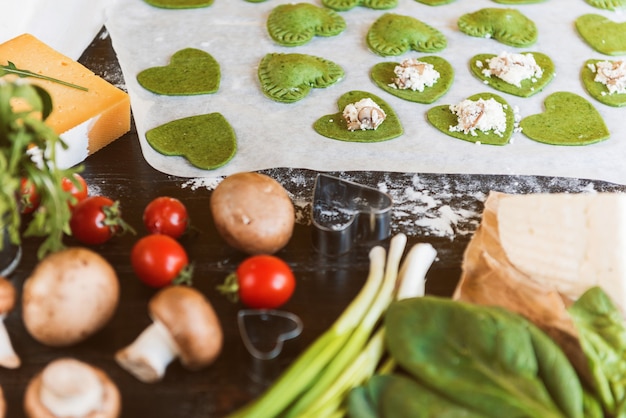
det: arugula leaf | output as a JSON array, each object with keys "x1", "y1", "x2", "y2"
[
  {"x1": 1, "y1": 61, "x2": 88, "y2": 91},
  {"x1": 0, "y1": 80, "x2": 80, "y2": 259}
]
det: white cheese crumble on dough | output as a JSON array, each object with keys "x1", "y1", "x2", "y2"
[
  {"x1": 588, "y1": 60, "x2": 626, "y2": 95},
  {"x1": 449, "y1": 98, "x2": 507, "y2": 137},
  {"x1": 481, "y1": 51, "x2": 543, "y2": 88},
  {"x1": 390, "y1": 58, "x2": 440, "y2": 92},
  {"x1": 343, "y1": 98, "x2": 386, "y2": 131}
]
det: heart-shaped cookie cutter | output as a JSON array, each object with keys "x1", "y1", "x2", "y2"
[{"x1": 311, "y1": 173, "x2": 393, "y2": 255}]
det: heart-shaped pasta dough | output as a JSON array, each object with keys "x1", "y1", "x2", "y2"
[
  {"x1": 520, "y1": 92, "x2": 610, "y2": 145},
  {"x1": 469, "y1": 52, "x2": 554, "y2": 97},
  {"x1": 322, "y1": 0, "x2": 397, "y2": 11},
  {"x1": 258, "y1": 53, "x2": 344, "y2": 103},
  {"x1": 313, "y1": 91, "x2": 403, "y2": 142},
  {"x1": 137, "y1": 48, "x2": 220, "y2": 96},
  {"x1": 585, "y1": 0, "x2": 626, "y2": 10},
  {"x1": 143, "y1": 0, "x2": 213, "y2": 8},
  {"x1": 581, "y1": 59, "x2": 626, "y2": 108},
  {"x1": 427, "y1": 92, "x2": 514, "y2": 145},
  {"x1": 367, "y1": 13, "x2": 447, "y2": 57},
  {"x1": 267, "y1": 3, "x2": 346, "y2": 47},
  {"x1": 576, "y1": 14, "x2": 626, "y2": 56},
  {"x1": 370, "y1": 56, "x2": 454, "y2": 103},
  {"x1": 458, "y1": 8, "x2": 538, "y2": 48},
  {"x1": 146, "y1": 113, "x2": 237, "y2": 170}
]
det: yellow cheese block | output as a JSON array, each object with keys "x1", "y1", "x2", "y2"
[{"x1": 0, "y1": 33, "x2": 130, "y2": 167}]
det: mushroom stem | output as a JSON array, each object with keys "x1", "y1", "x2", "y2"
[
  {"x1": 115, "y1": 320, "x2": 179, "y2": 383},
  {"x1": 39, "y1": 359, "x2": 104, "y2": 417},
  {"x1": 0, "y1": 316, "x2": 19, "y2": 369}
]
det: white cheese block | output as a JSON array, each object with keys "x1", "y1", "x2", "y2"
[{"x1": 497, "y1": 193, "x2": 626, "y2": 311}]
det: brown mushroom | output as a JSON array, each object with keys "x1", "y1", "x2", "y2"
[
  {"x1": 115, "y1": 285, "x2": 223, "y2": 383},
  {"x1": 0, "y1": 385, "x2": 5, "y2": 418},
  {"x1": 24, "y1": 357, "x2": 120, "y2": 418},
  {"x1": 0, "y1": 276, "x2": 19, "y2": 368},
  {"x1": 22, "y1": 248, "x2": 119, "y2": 347},
  {"x1": 210, "y1": 172, "x2": 295, "y2": 254}
]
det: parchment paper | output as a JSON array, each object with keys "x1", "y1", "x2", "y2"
[{"x1": 104, "y1": 0, "x2": 626, "y2": 182}]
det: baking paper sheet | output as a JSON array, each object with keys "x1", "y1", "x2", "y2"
[{"x1": 105, "y1": 0, "x2": 626, "y2": 182}]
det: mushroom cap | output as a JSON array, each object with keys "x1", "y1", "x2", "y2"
[
  {"x1": 149, "y1": 286, "x2": 223, "y2": 370},
  {"x1": 22, "y1": 248, "x2": 119, "y2": 347},
  {"x1": 210, "y1": 172, "x2": 295, "y2": 254},
  {"x1": 0, "y1": 385, "x2": 5, "y2": 418},
  {"x1": 0, "y1": 277, "x2": 15, "y2": 314},
  {"x1": 24, "y1": 358, "x2": 121, "y2": 418}
]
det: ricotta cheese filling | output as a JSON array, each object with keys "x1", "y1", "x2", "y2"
[
  {"x1": 588, "y1": 60, "x2": 626, "y2": 95},
  {"x1": 479, "y1": 51, "x2": 543, "y2": 88},
  {"x1": 390, "y1": 58, "x2": 440, "y2": 92},
  {"x1": 342, "y1": 98, "x2": 386, "y2": 131},
  {"x1": 448, "y1": 98, "x2": 507, "y2": 137}
]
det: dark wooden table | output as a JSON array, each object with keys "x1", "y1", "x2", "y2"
[{"x1": 2, "y1": 29, "x2": 625, "y2": 418}]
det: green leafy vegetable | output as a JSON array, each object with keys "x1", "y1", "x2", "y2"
[
  {"x1": 1, "y1": 61, "x2": 88, "y2": 91},
  {"x1": 0, "y1": 80, "x2": 80, "y2": 258},
  {"x1": 382, "y1": 297, "x2": 585, "y2": 418},
  {"x1": 568, "y1": 286, "x2": 626, "y2": 416}
]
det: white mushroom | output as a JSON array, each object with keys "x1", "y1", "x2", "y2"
[
  {"x1": 22, "y1": 248, "x2": 119, "y2": 347},
  {"x1": 0, "y1": 276, "x2": 19, "y2": 368},
  {"x1": 115, "y1": 285, "x2": 223, "y2": 383},
  {"x1": 24, "y1": 357, "x2": 120, "y2": 418}
]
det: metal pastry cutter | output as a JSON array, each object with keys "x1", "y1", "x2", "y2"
[{"x1": 311, "y1": 173, "x2": 393, "y2": 255}]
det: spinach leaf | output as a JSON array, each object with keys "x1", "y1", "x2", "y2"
[
  {"x1": 385, "y1": 297, "x2": 584, "y2": 418},
  {"x1": 568, "y1": 286, "x2": 626, "y2": 416}
]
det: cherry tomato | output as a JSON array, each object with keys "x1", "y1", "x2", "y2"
[
  {"x1": 143, "y1": 196, "x2": 189, "y2": 239},
  {"x1": 131, "y1": 234, "x2": 192, "y2": 288},
  {"x1": 61, "y1": 173, "x2": 89, "y2": 209},
  {"x1": 218, "y1": 255, "x2": 296, "y2": 309},
  {"x1": 70, "y1": 196, "x2": 134, "y2": 245},
  {"x1": 19, "y1": 178, "x2": 40, "y2": 214}
]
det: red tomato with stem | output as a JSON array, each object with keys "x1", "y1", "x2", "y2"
[
  {"x1": 218, "y1": 255, "x2": 296, "y2": 309},
  {"x1": 131, "y1": 234, "x2": 192, "y2": 288},
  {"x1": 61, "y1": 173, "x2": 89, "y2": 209},
  {"x1": 70, "y1": 196, "x2": 135, "y2": 245},
  {"x1": 19, "y1": 178, "x2": 40, "y2": 214},
  {"x1": 143, "y1": 196, "x2": 189, "y2": 239}
]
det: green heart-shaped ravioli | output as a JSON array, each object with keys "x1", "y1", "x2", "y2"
[
  {"x1": 146, "y1": 113, "x2": 237, "y2": 170},
  {"x1": 137, "y1": 48, "x2": 220, "y2": 96},
  {"x1": 427, "y1": 92, "x2": 514, "y2": 145},
  {"x1": 367, "y1": 13, "x2": 447, "y2": 57},
  {"x1": 370, "y1": 56, "x2": 454, "y2": 103},
  {"x1": 314, "y1": 91, "x2": 403, "y2": 142},
  {"x1": 322, "y1": 0, "x2": 398, "y2": 11},
  {"x1": 576, "y1": 14, "x2": 626, "y2": 56},
  {"x1": 413, "y1": 0, "x2": 456, "y2": 5},
  {"x1": 258, "y1": 53, "x2": 344, "y2": 103},
  {"x1": 143, "y1": 0, "x2": 213, "y2": 8},
  {"x1": 582, "y1": 59, "x2": 626, "y2": 107},
  {"x1": 520, "y1": 92, "x2": 609, "y2": 145},
  {"x1": 469, "y1": 52, "x2": 554, "y2": 97},
  {"x1": 267, "y1": 3, "x2": 346, "y2": 47},
  {"x1": 493, "y1": 0, "x2": 546, "y2": 3},
  {"x1": 585, "y1": 0, "x2": 626, "y2": 11},
  {"x1": 458, "y1": 8, "x2": 538, "y2": 48}
]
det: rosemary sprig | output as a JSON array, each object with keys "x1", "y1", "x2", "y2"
[{"x1": 1, "y1": 61, "x2": 88, "y2": 91}]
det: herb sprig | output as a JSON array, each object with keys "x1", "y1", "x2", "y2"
[
  {"x1": 0, "y1": 80, "x2": 80, "y2": 258},
  {"x1": 1, "y1": 61, "x2": 88, "y2": 91}
]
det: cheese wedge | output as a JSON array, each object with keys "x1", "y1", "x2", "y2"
[
  {"x1": 0, "y1": 33, "x2": 130, "y2": 168},
  {"x1": 496, "y1": 192, "x2": 626, "y2": 312}
]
